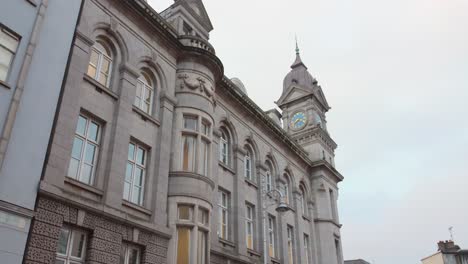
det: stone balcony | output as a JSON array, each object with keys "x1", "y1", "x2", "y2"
[{"x1": 179, "y1": 35, "x2": 215, "y2": 54}]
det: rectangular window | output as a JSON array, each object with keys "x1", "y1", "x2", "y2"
[
  {"x1": 182, "y1": 135, "x2": 197, "y2": 172},
  {"x1": 266, "y1": 171, "x2": 272, "y2": 192},
  {"x1": 287, "y1": 225, "x2": 295, "y2": 264},
  {"x1": 218, "y1": 190, "x2": 229, "y2": 240},
  {"x1": 245, "y1": 204, "x2": 254, "y2": 250},
  {"x1": 124, "y1": 142, "x2": 147, "y2": 205},
  {"x1": 178, "y1": 205, "x2": 193, "y2": 221},
  {"x1": 268, "y1": 215, "x2": 276, "y2": 258},
  {"x1": 335, "y1": 238, "x2": 342, "y2": 264},
  {"x1": 283, "y1": 184, "x2": 290, "y2": 204},
  {"x1": 197, "y1": 230, "x2": 207, "y2": 264},
  {"x1": 0, "y1": 26, "x2": 19, "y2": 82},
  {"x1": 68, "y1": 115, "x2": 100, "y2": 185},
  {"x1": 201, "y1": 121, "x2": 210, "y2": 136},
  {"x1": 200, "y1": 139, "x2": 209, "y2": 176},
  {"x1": 329, "y1": 189, "x2": 337, "y2": 220},
  {"x1": 244, "y1": 154, "x2": 252, "y2": 180},
  {"x1": 177, "y1": 227, "x2": 191, "y2": 264},
  {"x1": 120, "y1": 244, "x2": 141, "y2": 264},
  {"x1": 56, "y1": 227, "x2": 87, "y2": 264},
  {"x1": 304, "y1": 234, "x2": 310, "y2": 264},
  {"x1": 198, "y1": 208, "x2": 209, "y2": 225},
  {"x1": 184, "y1": 116, "x2": 198, "y2": 131}
]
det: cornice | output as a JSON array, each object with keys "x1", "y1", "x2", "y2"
[
  {"x1": 292, "y1": 126, "x2": 337, "y2": 151},
  {"x1": 309, "y1": 160, "x2": 344, "y2": 183}
]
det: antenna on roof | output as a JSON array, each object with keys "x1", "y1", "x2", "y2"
[{"x1": 449, "y1": 226, "x2": 454, "y2": 241}]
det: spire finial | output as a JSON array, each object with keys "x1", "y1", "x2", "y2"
[{"x1": 295, "y1": 35, "x2": 300, "y2": 55}]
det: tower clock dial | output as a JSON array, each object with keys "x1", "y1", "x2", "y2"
[{"x1": 290, "y1": 111, "x2": 307, "y2": 129}]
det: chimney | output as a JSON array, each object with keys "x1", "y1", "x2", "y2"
[{"x1": 438, "y1": 240, "x2": 460, "y2": 253}]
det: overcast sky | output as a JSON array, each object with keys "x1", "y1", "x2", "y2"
[{"x1": 149, "y1": 0, "x2": 468, "y2": 263}]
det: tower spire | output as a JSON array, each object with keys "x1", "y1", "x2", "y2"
[{"x1": 295, "y1": 35, "x2": 300, "y2": 55}]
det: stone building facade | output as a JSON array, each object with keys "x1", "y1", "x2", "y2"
[{"x1": 22, "y1": 0, "x2": 344, "y2": 264}]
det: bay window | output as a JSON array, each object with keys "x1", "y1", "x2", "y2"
[
  {"x1": 181, "y1": 115, "x2": 211, "y2": 176},
  {"x1": 176, "y1": 205, "x2": 210, "y2": 264}
]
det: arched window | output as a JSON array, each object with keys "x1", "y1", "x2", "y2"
[
  {"x1": 219, "y1": 129, "x2": 230, "y2": 165},
  {"x1": 244, "y1": 146, "x2": 253, "y2": 180},
  {"x1": 87, "y1": 41, "x2": 112, "y2": 87},
  {"x1": 134, "y1": 70, "x2": 154, "y2": 114},
  {"x1": 266, "y1": 161, "x2": 273, "y2": 192},
  {"x1": 300, "y1": 185, "x2": 307, "y2": 216},
  {"x1": 283, "y1": 175, "x2": 291, "y2": 204}
]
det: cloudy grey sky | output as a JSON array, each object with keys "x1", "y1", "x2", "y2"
[{"x1": 150, "y1": 0, "x2": 468, "y2": 263}]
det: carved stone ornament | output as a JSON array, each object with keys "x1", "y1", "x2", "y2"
[{"x1": 178, "y1": 73, "x2": 215, "y2": 98}]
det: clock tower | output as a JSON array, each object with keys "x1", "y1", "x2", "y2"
[{"x1": 276, "y1": 45, "x2": 337, "y2": 165}]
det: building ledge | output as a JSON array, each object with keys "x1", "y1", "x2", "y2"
[
  {"x1": 83, "y1": 74, "x2": 119, "y2": 101},
  {"x1": 132, "y1": 105, "x2": 160, "y2": 126}
]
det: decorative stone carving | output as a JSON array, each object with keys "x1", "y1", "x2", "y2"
[{"x1": 177, "y1": 73, "x2": 215, "y2": 98}]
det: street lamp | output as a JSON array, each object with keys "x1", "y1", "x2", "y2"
[{"x1": 261, "y1": 175, "x2": 291, "y2": 264}]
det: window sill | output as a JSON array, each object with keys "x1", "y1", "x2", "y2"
[
  {"x1": 271, "y1": 257, "x2": 281, "y2": 264},
  {"x1": 122, "y1": 200, "x2": 152, "y2": 216},
  {"x1": 25, "y1": 0, "x2": 37, "y2": 6},
  {"x1": 244, "y1": 178, "x2": 258, "y2": 189},
  {"x1": 83, "y1": 74, "x2": 119, "y2": 100},
  {"x1": 0, "y1": 80, "x2": 11, "y2": 89},
  {"x1": 64, "y1": 177, "x2": 103, "y2": 196},
  {"x1": 247, "y1": 248, "x2": 261, "y2": 258},
  {"x1": 132, "y1": 105, "x2": 160, "y2": 126},
  {"x1": 218, "y1": 162, "x2": 235, "y2": 174},
  {"x1": 219, "y1": 238, "x2": 236, "y2": 248},
  {"x1": 302, "y1": 215, "x2": 312, "y2": 222}
]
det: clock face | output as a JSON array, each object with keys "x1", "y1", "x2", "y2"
[{"x1": 290, "y1": 112, "x2": 307, "y2": 129}]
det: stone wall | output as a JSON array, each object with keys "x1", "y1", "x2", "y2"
[{"x1": 24, "y1": 197, "x2": 169, "y2": 264}]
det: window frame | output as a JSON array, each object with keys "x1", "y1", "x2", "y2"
[
  {"x1": 245, "y1": 203, "x2": 255, "y2": 250},
  {"x1": 67, "y1": 114, "x2": 101, "y2": 185},
  {"x1": 181, "y1": 115, "x2": 212, "y2": 176},
  {"x1": 219, "y1": 130, "x2": 230, "y2": 166},
  {"x1": 244, "y1": 148, "x2": 252, "y2": 180},
  {"x1": 267, "y1": 215, "x2": 276, "y2": 258},
  {"x1": 123, "y1": 141, "x2": 148, "y2": 206},
  {"x1": 87, "y1": 41, "x2": 112, "y2": 87},
  {"x1": 304, "y1": 234, "x2": 310, "y2": 264},
  {"x1": 287, "y1": 225, "x2": 295, "y2": 264},
  {"x1": 56, "y1": 227, "x2": 87, "y2": 264},
  {"x1": 218, "y1": 189, "x2": 229, "y2": 240},
  {"x1": 134, "y1": 71, "x2": 155, "y2": 114},
  {"x1": 122, "y1": 243, "x2": 142, "y2": 264},
  {"x1": 0, "y1": 25, "x2": 20, "y2": 83}
]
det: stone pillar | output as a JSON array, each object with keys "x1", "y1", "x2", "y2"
[{"x1": 233, "y1": 145, "x2": 247, "y2": 255}]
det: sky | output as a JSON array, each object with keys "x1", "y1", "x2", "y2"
[{"x1": 149, "y1": 0, "x2": 468, "y2": 263}]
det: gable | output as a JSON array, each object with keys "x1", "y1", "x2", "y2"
[
  {"x1": 276, "y1": 86, "x2": 313, "y2": 108},
  {"x1": 178, "y1": 0, "x2": 213, "y2": 32}
]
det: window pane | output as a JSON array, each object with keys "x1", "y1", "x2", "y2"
[
  {"x1": 71, "y1": 138, "x2": 83, "y2": 159},
  {"x1": 0, "y1": 65, "x2": 7, "y2": 81},
  {"x1": 55, "y1": 260, "x2": 65, "y2": 264},
  {"x1": 128, "y1": 248, "x2": 139, "y2": 264},
  {"x1": 89, "y1": 50, "x2": 99, "y2": 65},
  {"x1": 134, "y1": 168, "x2": 143, "y2": 186},
  {"x1": 183, "y1": 117, "x2": 198, "y2": 131},
  {"x1": 182, "y1": 136, "x2": 196, "y2": 172},
  {"x1": 98, "y1": 73, "x2": 108, "y2": 86},
  {"x1": 80, "y1": 164, "x2": 92, "y2": 184},
  {"x1": 176, "y1": 228, "x2": 190, "y2": 264},
  {"x1": 178, "y1": 205, "x2": 191, "y2": 220},
  {"x1": 101, "y1": 57, "x2": 110, "y2": 74},
  {"x1": 84, "y1": 143, "x2": 96, "y2": 164},
  {"x1": 0, "y1": 30, "x2": 19, "y2": 51},
  {"x1": 197, "y1": 231, "x2": 206, "y2": 264},
  {"x1": 87, "y1": 64, "x2": 96, "y2": 78},
  {"x1": 88, "y1": 122, "x2": 99, "y2": 142},
  {"x1": 136, "y1": 147, "x2": 145, "y2": 165},
  {"x1": 132, "y1": 186, "x2": 142, "y2": 205},
  {"x1": 76, "y1": 116, "x2": 87, "y2": 135},
  {"x1": 70, "y1": 231, "x2": 86, "y2": 258},
  {"x1": 68, "y1": 158, "x2": 79, "y2": 178},
  {"x1": 128, "y1": 143, "x2": 135, "y2": 161},
  {"x1": 57, "y1": 228, "x2": 70, "y2": 255},
  {"x1": 123, "y1": 182, "x2": 130, "y2": 201},
  {"x1": 125, "y1": 163, "x2": 133, "y2": 182}
]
